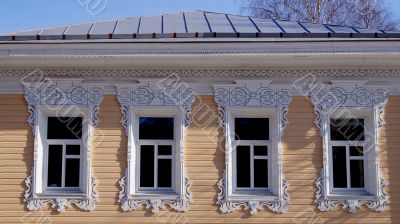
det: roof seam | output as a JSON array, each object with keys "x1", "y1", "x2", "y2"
[
  {"x1": 225, "y1": 14, "x2": 237, "y2": 33},
  {"x1": 203, "y1": 12, "x2": 213, "y2": 33},
  {"x1": 182, "y1": 12, "x2": 188, "y2": 33},
  {"x1": 272, "y1": 19, "x2": 286, "y2": 33},
  {"x1": 248, "y1": 17, "x2": 261, "y2": 33}
]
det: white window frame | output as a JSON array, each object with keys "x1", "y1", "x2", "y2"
[
  {"x1": 213, "y1": 82, "x2": 291, "y2": 215},
  {"x1": 44, "y1": 139, "x2": 83, "y2": 193},
  {"x1": 311, "y1": 84, "x2": 389, "y2": 213},
  {"x1": 229, "y1": 108, "x2": 276, "y2": 198},
  {"x1": 117, "y1": 81, "x2": 195, "y2": 213},
  {"x1": 326, "y1": 110, "x2": 373, "y2": 197},
  {"x1": 23, "y1": 83, "x2": 104, "y2": 212},
  {"x1": 37, "y1": 108, "x2": 89, "y2": 196},
  {"x1": 130, "y1": 107, "x2": 181, "y2": 197}
]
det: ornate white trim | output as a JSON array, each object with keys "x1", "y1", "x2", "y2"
[
  {"x1": 2, "y1": 68, "x2": 400, "y2": 79},
  {"x1": 311, "y1": 84, "x2": 390, "y2": 213},
  {"x1": 116, "y1": 79, "x2": 195, "y2": 213},
  {"x1": 24, "y1": 168, "x2": 99, "y2": 212},
  {"x1": 117, "y1": 82, "x2": 196, "y2": 135},
  {"x1": 217, "y1": 171, "x2": 290, "y2": 214},
  {"x1": 213, "y1": 82, "x2": 292, "y2": 214},
  {"x1": 315, "y1": 168, "x2": 389, "y2": 213},
  {"x1": 24, "y1": 84, "x2": 104, "y2": 134},
  {"x1": 23, "y1": 82, "x2": 104, "y2": 212},
  {"x1": 118, "y1": 168, "x2": 192, "y2": 213}
]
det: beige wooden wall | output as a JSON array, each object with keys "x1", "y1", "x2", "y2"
[{"x1": 0, "y1": 94, "x2": 398, "y2": 223}]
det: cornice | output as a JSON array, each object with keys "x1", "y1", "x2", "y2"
[
  {"x1": 1, "y1": 69, "x2": 400, "y2": 79},
  {"x1": 1, "y1": 47, "x2": 400, "y2": 57}
]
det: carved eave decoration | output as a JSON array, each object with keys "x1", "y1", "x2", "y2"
[
  {"x1": 213, "y1": 81, "x2": 292, "y2": 214},
  {"x1": 1, "y1": 69, "x2": 400, "y2": 79},
  {"x1": 116, "y1": 79, "x2": 196, "y2": 213},
  {"x1": 310, "y1": 84, "x2": 390, "y2": 213},
  {"x1": 23, "y1": 82, "x2": 104, "y2": 212}
]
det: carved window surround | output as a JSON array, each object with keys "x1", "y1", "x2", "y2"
[
  {"x1": 311, "y1": 81, "x2": 389, "y2": 213},
  {"x1": 116, "y1": 79, "x2": 196, "y2": 213},
  {"x1": 23, "y1": 81, "x2": 104, "y2": 212},
  {"x1": 213, "y1": 80, "x2": 292, "y2": 214}
]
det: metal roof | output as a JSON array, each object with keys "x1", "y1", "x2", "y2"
[{"x1": 1, "y1": 11, "x2": 399, "y2": 41}]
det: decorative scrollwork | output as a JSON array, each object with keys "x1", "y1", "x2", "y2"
[
  {"x1": 216, "y1": 172, "x2": 289, "y2": 214},
  {"x1": 311, "y1": 85, "x2": 390, "y2": 213},
  {"x1": 24, "y1": 85, "x2": 105, "y2": 135},
  {"x1": 118, "y1": 168, "x2": 192, "y2": 213},
  {"x1": 24, "y1": 168, "x2": 99, "y2": 212},
  {"x1": 213, "y1": 83, "x2": 292, "y2": 214},
  {"x1": 117, "y1": 83, "x2": 196, "y2": 135},
  {"x1": 315, "y1": 169, "x2": 389, "y2": 213}
]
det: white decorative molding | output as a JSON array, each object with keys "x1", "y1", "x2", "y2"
[
  {"x1": 23, "y1": 82, "x2": 104, "y2": 212},
  {"x1": 118, "y1": 168, "x2": 193, "y2": 213},
  {"x1": 24, "y1": 168, "x2": 99, "y2": 212},
  {"x1": 315, "y1": 169, "x2": 389, "y2": 213},
  {"x1": 1, "y1": 68, "x2": 400, "y2": 79},
  {"x1": 24, "y1": 84, "x2": 104, "y2": 133},
  {"x1": 116, "y1": 79, "x2": 196, "y2": 213},
  {"x1": 217, "y1": 171, "x2": 290, "y2": 214},
  {"x1": 213, "y1": 82, "x2": 292, "y2": 214},
  {"x1": 117, "y1": 82, "x2": 196, "y2": 135},
  {"x1": 311, "y1": 84, "x2": 390, "y2": 213}
]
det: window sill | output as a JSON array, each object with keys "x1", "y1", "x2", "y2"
[
  {"x1": 327, "y1": 192, "x2": 377, "y2": 201},
  {"x1": 36, "y1": 192, "x2": 84, "y2": 199},
  {"x1": 228, "y1": 192, "x2": 278, "y2": 202},
  {"x1": 130, "y1": 192, "x2": 179, "y2": 200}
]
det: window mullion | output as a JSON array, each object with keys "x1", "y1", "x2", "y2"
[
  {"x1": 154, "y1": 144, "x2": 158, "y2": 188},
  {"x1": 346, "y1": 145, "x2": 351, "y2": 189},
  {"x1": 61, "y1": 143, "x2": 66, "y2": 188},
  {"x1": 250, "y1": 144, "x2": 254, "y2": 189}
]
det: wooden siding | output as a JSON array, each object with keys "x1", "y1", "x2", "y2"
[{"x1": 0, "y1": 94, "x2": 398, "y2": 223}]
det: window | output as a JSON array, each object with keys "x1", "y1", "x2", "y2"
[
  {"x1": 138, "y1": 117, "x2": 174, "y2": 190},
  {"x1": 24, "y1": 84, "x2": 103, "y2": 212},
  {"x1": 46, "y1": 117, "x2": 82, "y2": 191},
  {"x1": 311, "y1": 84, "x2": 389, "y2": 212},
  {"x1": 117, "y1": 82, "x2": 195, "y2": 213},
  {"x1": 234, "y1": 118, "x2": 270, "y2": 193},
  {"x1": 329, "y1": 119, "x2": 366, "y2": 191}
]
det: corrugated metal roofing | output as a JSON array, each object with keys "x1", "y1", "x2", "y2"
[{"x1": 1, "y1": 10, "x2": 399, "y2": 41}]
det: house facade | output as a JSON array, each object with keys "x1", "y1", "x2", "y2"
[{"x1": 0, "y1": 11, "x2": 399, "y2": 223}]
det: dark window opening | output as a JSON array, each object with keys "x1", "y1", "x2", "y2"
[
  {"x1": 139, "y1": 117, "x2": 174, "y2": 140},
  {"x1": 47, "y1": 117, "x2": 82, "y2": 139},
  {"x1": 330, "y1": 118, "x2": 365, "y2": 141},
  {"x1": 332, "y1": 146, "x2": 347, "y2": 188},
  {"x1": 235, "y1": 118, "x2": 269, "y2": 140}
]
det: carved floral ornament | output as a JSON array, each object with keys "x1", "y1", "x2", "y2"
[
  {"x1": 116, "y1": 81, "x2": 196, "y2": 213},
  {"x1": 310, "y1": 86, "x2": 390, "y2": 213},
  {"x1": 213, "y1": 84, "x2": 292, "y2": 214},
  {"x1": 23, "y1": 83, "x2": 104, "y2": 212}
]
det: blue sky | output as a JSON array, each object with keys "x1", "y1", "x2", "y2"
[{"x1": 0, "y1": 0, "x2": 399, "y2": 33}]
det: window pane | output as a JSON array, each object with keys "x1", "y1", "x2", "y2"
[
  {"x1": 139, "y1": 117, "x2": 174, "y2": 140},
  {"x1": 350, "y1": 146, "x2": 363, "y2": 156},
  {"x1": 332, "y1": 146, "x2": 347, "y2": 188},
  {"x1": 330, "y1": 118, "x2": 365, "y2": 141},
  {"x1": 140, "y1": 145, "x2": 155, "y2": 187},
  {"x1": 47, "y1": 117, "x2": 82, "y2": 139},
  {"x1": 66, "y1": 145, "x2": 80, "y2": 155},
  {"x1": 350, "y1": 160, "x2": 365, "y2": 188},
  {"x1": 236, "y1": 146, "x2": 251, "y2": 188},
  {"x1": 254, "y1": 159, "x2": 268, "y2": 188},
  {"x1": 47, "y1": 145, "x2": 63, "y2": 187},
  {"x1": 158, "y1": 145, "x2": 172, "y2": 155},
  {"x1": 235, "y1": 118, "x2": 269, "y2": 140},
  {"x1": 65, "y1": 159, "x2": 80, "y2": 187},
  {"x1": 158, "y1": 159, "x2": 172, "y2": 187},
  {"x1": 254, "y1": 146, "x2": 268, "y2": 156}
]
